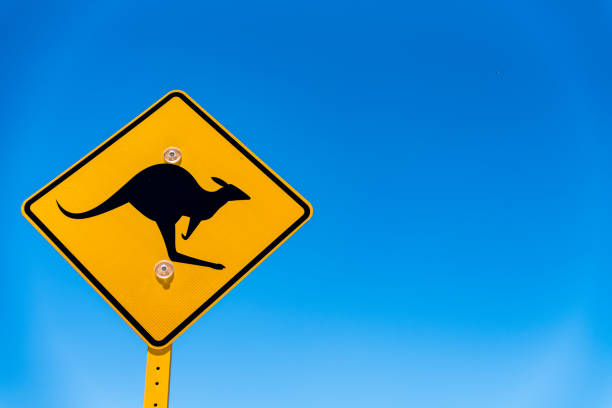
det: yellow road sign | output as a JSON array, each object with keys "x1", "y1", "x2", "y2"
[{"x1": 22, "y1": 90, "x2": 312, "y2": 348}]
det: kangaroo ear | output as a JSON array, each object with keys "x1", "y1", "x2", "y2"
[{"x1": 212, "y1": 177, "x2": 228, "y2": 187}]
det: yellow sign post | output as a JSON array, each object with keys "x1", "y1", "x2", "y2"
[{"x1": 22, "y1": 91, "x2": 312, "y2": 407}]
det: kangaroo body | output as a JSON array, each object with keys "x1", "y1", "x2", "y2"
[{"x1": 57, "y1": 163, "x2": 250, "y2": 269}]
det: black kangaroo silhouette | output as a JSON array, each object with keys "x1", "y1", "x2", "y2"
[{"x1": 57, "y1": 163, "x2": 250, "y2": 270}]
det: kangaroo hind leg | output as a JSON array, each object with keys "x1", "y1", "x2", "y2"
[{"x1": 156, "y1": 222, "x2": 225, "y2": 270}]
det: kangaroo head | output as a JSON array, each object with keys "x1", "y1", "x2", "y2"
[
  {"x1": 212, "y1": 177, "x2": 250, "y2": 201},
  {"x1": 182, "y1": 178, "x2": 250, "y2": 241}
]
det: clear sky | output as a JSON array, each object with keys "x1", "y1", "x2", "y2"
[{"x1": 2, "y1": 1, "x2": 612, "y2": 407}]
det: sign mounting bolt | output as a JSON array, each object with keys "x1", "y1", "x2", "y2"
[
  {"x1": 155, "y1": 260, "x2": 174, "y2": 280},
  {"x1": 163, "y1": 147, "x2": 181, "y2": 164}
]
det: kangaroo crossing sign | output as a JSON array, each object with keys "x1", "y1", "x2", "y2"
[{"x1": 22, "y1": 91, "x2": 312, "y2": 348}]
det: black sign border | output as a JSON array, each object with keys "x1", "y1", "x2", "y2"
[{"x1": 23, "y1": 91, "x2": 311, "y2": 347}]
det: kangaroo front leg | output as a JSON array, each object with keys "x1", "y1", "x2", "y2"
[{"x1": 156, "y1": 222, "x2": 225, "y2": 270}]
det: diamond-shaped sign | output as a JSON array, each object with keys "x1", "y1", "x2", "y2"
[{"x1": 22, "y1": 91, "x2": 312, "y2": 348}]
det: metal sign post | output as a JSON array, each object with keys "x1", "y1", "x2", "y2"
[{"x1": 144, "y1": 345, "x2": 172, "y2": 408}]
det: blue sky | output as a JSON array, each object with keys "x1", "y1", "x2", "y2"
[{"x1": 3, "y1": 0, "x2": 612, "y2": 407}]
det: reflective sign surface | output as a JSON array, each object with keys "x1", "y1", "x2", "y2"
[{"x1": 22, "y1": 91, "x2": 312, "y2": 347}]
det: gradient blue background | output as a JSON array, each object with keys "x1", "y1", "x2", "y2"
[{"x1": 2, "y1": 1, "x2": 612, "y2": 407}]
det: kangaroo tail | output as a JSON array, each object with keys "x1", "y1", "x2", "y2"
[{"x1": 57, "y1": 187, "x2": 128, "y2": 219}]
